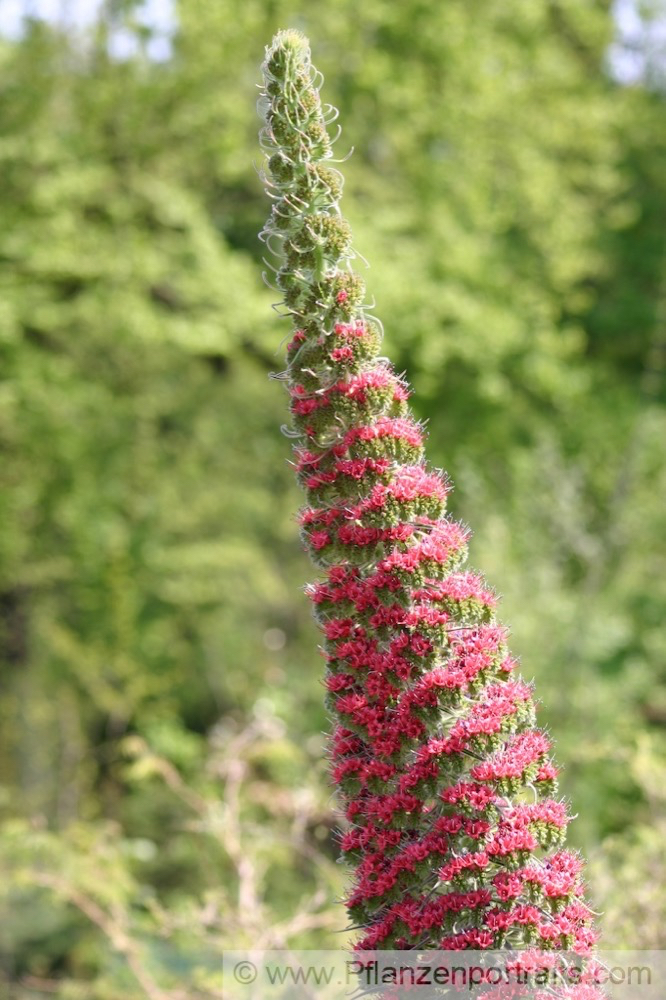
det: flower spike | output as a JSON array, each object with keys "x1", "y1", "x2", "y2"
[{"x1": 258, "y1": 29, "x2": 604, "y2": 997}]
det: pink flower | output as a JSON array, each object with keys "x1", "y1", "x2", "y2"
[
  {"x1": 309, "y1": 530, "x2": 330, "y2": 550},
  {"x1": 259, "y1": 28, "x2": 601, "y2": 975}
]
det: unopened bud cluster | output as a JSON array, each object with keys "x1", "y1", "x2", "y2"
[{"x1": 258, "y1": 30, "x2": 604, "y2": 998}]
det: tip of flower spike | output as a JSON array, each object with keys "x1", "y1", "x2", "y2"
[
  {"x1": 272, "y1": 28, "x2": 309, "y2": 51},
  {"x1": 265, "y1": 29, "x2": 311, "y2": 73}
]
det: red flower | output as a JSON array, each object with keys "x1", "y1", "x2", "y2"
[{"x1": 259, "y1": 28, "x2": 601, "y2": 984}]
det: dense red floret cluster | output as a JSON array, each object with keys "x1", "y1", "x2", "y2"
[
  {"x1": 259, "y1": 29, "x2": 603, "y2": 999},
  {"x1": 284, "y1": 281, "x2": 599, "y2": 962}
]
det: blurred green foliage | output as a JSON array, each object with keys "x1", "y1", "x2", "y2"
[{"x1": 0, "y1": 1, "x2": 665, "y2": 996}]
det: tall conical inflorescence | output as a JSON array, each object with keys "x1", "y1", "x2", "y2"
[{"x1": 258, "y1": 29, "x2": 604, "y2": 995}]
